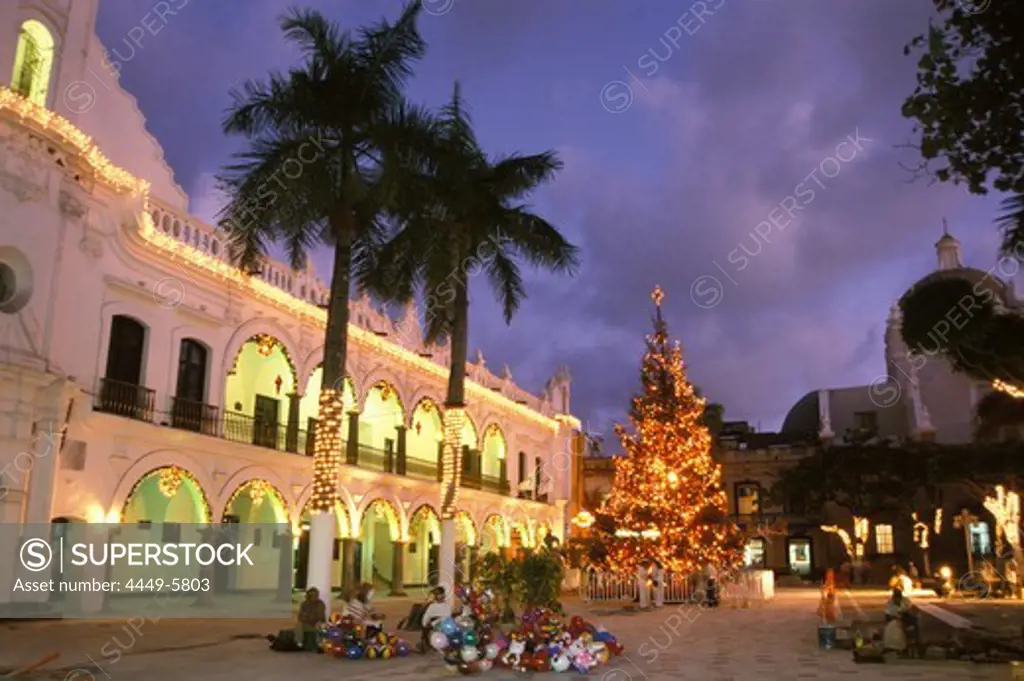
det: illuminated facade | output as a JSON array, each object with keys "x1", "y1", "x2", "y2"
[{"x1": 0, "y1": 0, "x2": 576, "y2": 598}]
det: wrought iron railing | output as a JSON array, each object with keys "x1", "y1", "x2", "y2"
[
  {"x1": 94, "y1": 378, "x2": 156, "y2": 423},
  {"x1": 170, "y1": 397, "x2": 219, "y2": 436}
]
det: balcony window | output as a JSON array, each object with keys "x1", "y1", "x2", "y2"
[
  {"x1": 12, "y1": 20, "x2": 55, "y2": 106},
  {"x1": 854, "y1": 410, "x2": 878, "y2": 433},
  {"x1": 875, "y1": 524, "x2": 894, "y2": 555},
  {"x1": 97, "y1": 315, "x2": 153, "y2": 421},
  {"x1": 735, "y1": 483, "x2": 760, "y2": 516}
]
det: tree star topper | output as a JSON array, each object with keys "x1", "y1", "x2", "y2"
[{"x1": 652, "y1": 285, "x2": 664, "y2": 308}]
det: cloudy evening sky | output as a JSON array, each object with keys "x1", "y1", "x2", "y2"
[{"x1": 96, "y1": 0, "x2": 1010, "y2": 442}]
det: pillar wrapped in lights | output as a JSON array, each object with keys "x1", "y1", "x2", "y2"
[
  {"x1": 310, "y1": 387, "x2": 344, "y2": 512},
  {"x1": 440, "y1": 406, "x2": 466, "y2": 519}
]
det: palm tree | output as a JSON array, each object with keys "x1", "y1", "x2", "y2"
[
  {"x1": 363, "y1": 84, "x2": 580, "y2": 602},
  {"x1": 217, "y1": 3, "x2": 431, "y2": 608}
]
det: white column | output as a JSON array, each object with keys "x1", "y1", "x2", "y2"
[
  {"x1": 654, "y1": 567, "x2": 664, "y2": 608},
  {"x1": 439, "y1": 517, "x2": 456, "y2": 608},
  {"x1": 306, "y1": 512, "x2": 334, "y2": 615},
  {"x1": 817, "y1": 389, "x2": 834, "y2": 440}
]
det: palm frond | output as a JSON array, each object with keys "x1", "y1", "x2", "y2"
[
  {"x1": 998, "y1": 192, "x2": 1024, "y2": 258},
  {"x1": 486, "y1": 249, "x2": 527, "y2": 323},
  {"x1": 489, "y1": 151, "x2": 563, "y2": 199}
]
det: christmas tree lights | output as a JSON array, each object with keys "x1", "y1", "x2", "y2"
[{"x1": 598, "y1": 286, "x2": 742, "y2": 572}]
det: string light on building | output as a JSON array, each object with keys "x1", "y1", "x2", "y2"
[
  {"x1": 935, "y1": 508, "x2": 943, "y2": 535},
  {"x1": 440, "y1": 406, "x2": 466, "y2": 519},
  {"x1": 248, "y1": 479, "x2": 271, "y2": 507},
  {"x1": 572, "y1": 511, "x2": 595, "y2": 529},
  {"x1": 984, "y1": 485, "x2": 1021, "y2": 548},
  {"x1": 309, "y1": 387, "x2": 344, "y2": 512},
  {"x1": 254, "y1": 334, "x2": 277, "y2": 358},
  {"x1": 992, "y1": 379, "x2": 1024, "y2": 399},
  {"x1": 158, "y1": 466, "x2": 184, "y2": 499}
]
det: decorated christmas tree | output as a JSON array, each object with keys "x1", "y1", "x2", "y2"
[{"x1": 598, "y1": 286, "x2": 742, "y2": 573}]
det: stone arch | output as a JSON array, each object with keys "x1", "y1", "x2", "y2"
[
  {"x1": 356, "y1": 367, "x2": 409, "y2": 413},
  {"x1": 295, "y1": 482, "x2": 357, "y2": 534},
  {"x1": 405, "y1": 390, "x2": 445, "y2": 428},
  {"x1": 220, "y1": 478, "x2": 289, "y2": 525},
  {"x1": 360, "y1": 380, "x2": 407, "y2": 451},
  {"x1": 479, "y1": 421, "x2": 508, "y2": 480},
  {"x1": 356, "y1": 495, "x2": 405, "y2": 542},
  {"x1": 481, "y1": 513, "x2": 510, "y2": 551},
  {"x1": 222, "y1": 318, "x2": 300, "y2": 385},
  {"x1": 118, "y1": 465, "x2": 211, "y2": 524},
  {"x1": 456, "y1": 510, "x2": 478, "y2": 547},
  {"x1": 109, "y1": 450, "x2": 214, "y2": 521},
  {"x1": 215, "y1": 465, "x2": 292, "y2": 521}
]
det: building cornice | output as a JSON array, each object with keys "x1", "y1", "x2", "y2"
[{"x1": 0, "y1": 87, "x2": 567, "y2": 432}]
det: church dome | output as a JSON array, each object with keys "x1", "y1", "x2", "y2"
[
  {"x1": 902, "y1": 227, "x2": 1009, "y2": 305},
  {"x1": 904, "y1": 267, "x2": 1008, "y2": 305},
  {"x1": 781, "y1": 390, "x2": 819, "y2": 435}
]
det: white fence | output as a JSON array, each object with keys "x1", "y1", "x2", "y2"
[{"x1": 580, "y1": 567, "x2": 775, "y2": 607}]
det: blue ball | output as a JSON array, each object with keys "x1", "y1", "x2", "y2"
[
  {"x1": 346, "y1": 644, "x2": 364, "y2": 660},
  {"x1": 448, "y1": 631, "x2": 464, "y2": 646},
  {"x1": 440, "y1": 617, "x2": 459, "y2": 636}
]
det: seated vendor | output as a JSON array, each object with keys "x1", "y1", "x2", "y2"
[
  {"x1": 295, "y1": 587, "x2": 327, "y2": 650},
  {"x1": 344, "y1": 582, "x2": 386, "y2": 633}
]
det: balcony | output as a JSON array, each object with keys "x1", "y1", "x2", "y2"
[
  {"x1": 94, "y1": 378, "x2": 155, "y2": 423},
  {"x1": 91, "y1": 387, "x2": 514, "y2": 495}
]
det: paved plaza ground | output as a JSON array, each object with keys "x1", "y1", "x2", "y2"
[{"x1": 0, "y1": 589, "x2": 1013, "y2": 680}]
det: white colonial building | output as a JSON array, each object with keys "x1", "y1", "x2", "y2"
[{"x1": 0, "y1": 0, "x2": 579, "y2": 602}]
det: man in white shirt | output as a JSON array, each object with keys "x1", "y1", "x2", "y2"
[{"x1": 417, "y1": 586, "x2": 451, "y2": 653}]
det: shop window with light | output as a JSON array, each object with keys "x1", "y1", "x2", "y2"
[
  {"x1": 11, "y1": 20, "x2": 55, "y2": 106},
  {"x1": 743, "y1": 538, "x2": 766, "y2": 568},
  {"x1": 735, "y1": 483, "x2": 761, "y2": 516},
  {"x1": 969, "y1": 522, "x2": 991, "y2": 556},
  {"x1": 875, "y1": 524, "x2": 894, "y2": 554}
]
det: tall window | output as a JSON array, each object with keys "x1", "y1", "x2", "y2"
[
  {"x1": 105, "y1": 315, "x2": 146, "y2": 385},
  {"x1": 875, "y1": 524, "x2": 894, "y2": 554},
  {"x1": 735, "y1": 483, "x2": 760, "y2": 515},
  {"x1": 175, "y1": 339, "x2": 208, "y2": 402},
  {"x1": 534, "y1": 456, "x2": 543, "y2": 499},
  {"x1": 518, "y1": 451, "x2": 526, "y2": 485},
  {"x1": 12, "y1": 20, "x2": 55, "y2": 106}
]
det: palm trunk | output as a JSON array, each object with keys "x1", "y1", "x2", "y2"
[
  {"x1": 439, "y1": 277, "x2": 470, "y2": 606},
  {"x1": 306, "y1": 220, "x2": 353, "y2": 614}
]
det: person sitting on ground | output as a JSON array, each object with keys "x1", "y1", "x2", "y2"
[
  {"x1": 882, "y1": 587, "x2": 914, "y2": 654},
  {"x1": 416, "y1": 586, "x2": 451, "y2": 653},
  {"x1": 268, "y1": 587, "x2": 326, "y2": 652},
  {"x1": 344, "y1": 582, "x2": 385, "y2": 634}
]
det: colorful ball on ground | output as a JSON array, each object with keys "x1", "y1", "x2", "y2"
[
  {"x1": 460, "y1": 646, "x2": 480, "y2": 663},
  {"x1": 346, "y1": 644, "x2": 363, "y2": 660},
  {"x1": 478, "y1": 659, "x2": 493, "y2": 672},
  {"x1": 430, "y1": 631, "x2": 449, "y2": 650},
  {"x1": 551, "y1": 654, "x2": 571, "y2": 672},
  {"x1": 462, "y1": 630, "x2": 478, "y2": 647},
  {"x1": 396, "y1": 640, "x2": 411, "y2": 657},
  {"x1": 439, "y1": 617, "x2": 459, "y2": 636},
  {"x1": 483, "y1": 642, "x2": 499, "y2": 660}
]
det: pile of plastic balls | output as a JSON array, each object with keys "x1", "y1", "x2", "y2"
[
  {"x1": 427, "y1": 586, "x2": 502, "y2": 674},
  {"x1": 496, "y1": 607, "x2": 623, "y2": 674},
  {"x1": 318, "y1": 613, "x2": 412, "y2": 660}
]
